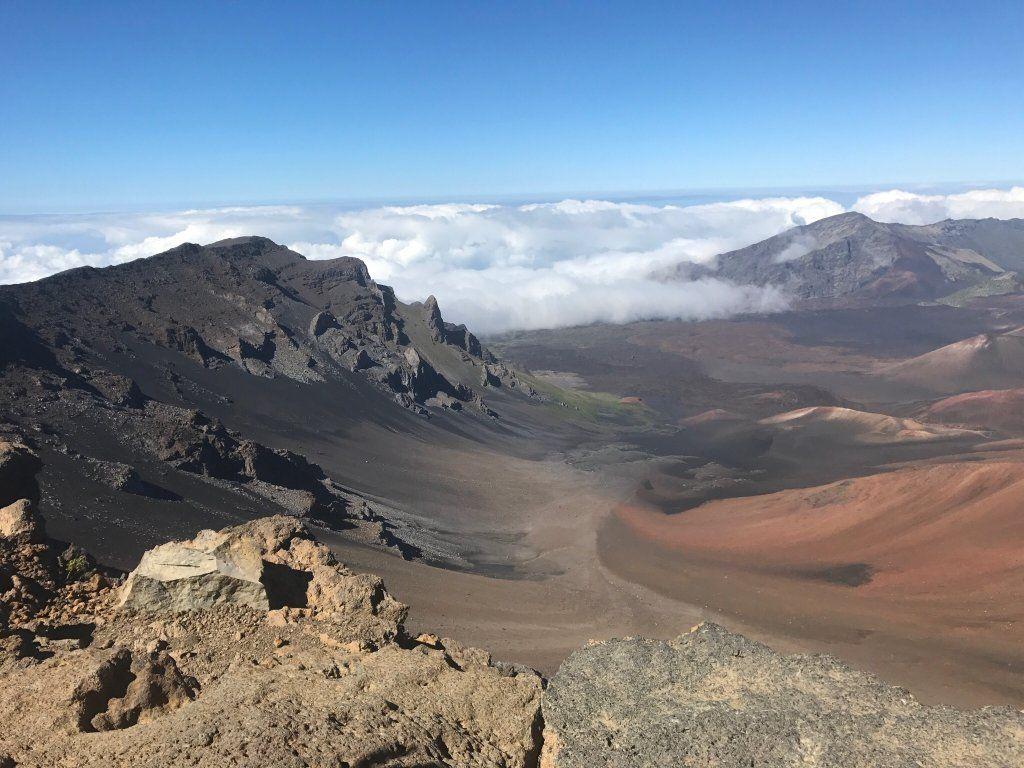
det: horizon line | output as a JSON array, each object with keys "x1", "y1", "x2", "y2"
[{"x1": 4, "y1": 179, "x2": 1023, "y2": 218}]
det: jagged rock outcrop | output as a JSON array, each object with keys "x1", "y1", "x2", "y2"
[
  {"x1": 423, "y1": 295, "x2": 447, "y2": 342},
  {"x1": 541, "y1": 622, "x2": 1024, "y2": 768},
  {"x1": 161, "y1": 325, "x2": 230, "y2": 368},
  {"x1": 421, "y1": 294, "x2": 483, "y2": 356},
  {"x1": 308, "y1": 310, "x2": 339, "y2": 338},
  {"x1": 0, "y1": 515, "x2": 543, "y2": 767},
  {"x1": 443, "y1": 323, "x2": 484, "y2": 358},
  {"x1": 145, "y1": 404, "x2": 359, "y2": 525},
  {"x1": 120, "y1": 517, "x2": 408, "y2": 648},
  {"x1": 0, "y1": 236, "x2": 522, "y2": 413},
  {"x1": 0, "y1": 439, "x2": 112, "y2": 654}
]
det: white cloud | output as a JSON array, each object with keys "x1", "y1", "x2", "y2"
[
  {"x1": 0, "y1": 242, "x2": 95, "y2": 284},
  {"x1": 290, "y1": 195, "x2": 840, "y2": 332},
  {"x1": 1, "y1": 186, "x2": 1021, "y2": 334},
  {"x1": 852, "y1": 186, "x2": 1024, "y2": 225},
  {"x1": 772, "y1": 233, "x2": 820, "y2": 264}
]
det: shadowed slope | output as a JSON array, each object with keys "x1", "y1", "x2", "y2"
[
  {"x1": 883, "y1": 327, "x2": 1024, "y2": 394},
  {"x1": 923, "y1": 388, "x2": 1024, "y2": 433}
]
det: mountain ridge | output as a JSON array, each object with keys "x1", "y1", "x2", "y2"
[
  {"x1": 667, "y1": 211, "x2": 1024, "y2": 305},
  {"x1": 0, "y1": 237, "x2": 557, "y2": 569}
]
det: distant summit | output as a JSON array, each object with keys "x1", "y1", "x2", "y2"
[{"x1": 668, "y1": 212, "x2": 1024, "y2": 305}]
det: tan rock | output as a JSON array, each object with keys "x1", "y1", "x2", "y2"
[
  {"x1": 119, "y1": 516, "x2": 407, "y2": 647},
  {"x1": 0, "y1": 499, "x2": 36, "y2": 539},
  {"x1": 0, "y1": 515, "x2": 543, "y2": 767},
  {"x1": 119, "y1": 538, "x2": 268, "y2": 613},
  {"x1": 415, "y1": 632, "x2": 442, "y2": 648}
]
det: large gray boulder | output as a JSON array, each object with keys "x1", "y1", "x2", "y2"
[
  {"x1": 119, "y1": 531, "x2": 268, "y2": 613},
  {"x1": 541, "y1": 622, "x2": 1024, "y2": 768}
]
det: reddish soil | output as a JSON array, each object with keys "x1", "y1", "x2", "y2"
[
  {"x1": 600, "y1": 460, "x2": 1024, "y2": 707},
  {"x1": 924, "y1": 388, "x2": 1024, "y2": 434}
]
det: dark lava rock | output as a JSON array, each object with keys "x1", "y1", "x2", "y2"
[
  {"x1": 0, "y1": 235, "x2": 507, "y2": 409},
  {"x1": 442, "y1": 322, "x2": 483, "y2": 357},
  {"x1": 422, "y1": 295, "x2": 485, "y2": 358},
  {"x1": 541, "y1": 622, "x2": 1024, "y2": 767},
  {"x1": 0, "y1": 441, "x2": 42, "y2": 508},
  {"x1": 423, "y1": 295, "x2": 446, "y2": 343},
  {"x1": 148, "y1": 407, "x2": 352, "y2": 524},
  {"x1": 308, "y1": 310, "x2": 339, "y2": 337},
  {"x1": 346, "y1": 347, "x2": 375, "y2": 371},
  {"x1": 161, "y1": 325, "x2": 228, "y2": 368}
]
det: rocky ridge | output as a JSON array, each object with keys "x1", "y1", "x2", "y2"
[
  {"x1": 0, "y1": 237, "x2": 542, "y2": 562},
  {"x1": 0, "y1": 236, "x2": 525, "y2": 415}
]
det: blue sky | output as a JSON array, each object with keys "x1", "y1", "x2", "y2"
[{"x1": 2, "y1": 1, "x2": 1023, "y2": 212}]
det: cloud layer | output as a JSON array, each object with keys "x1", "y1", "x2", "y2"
[
  {"x1": 851, "y1": 186, "x2": 1024, "y2": 225},
  {"x1": 2, "y1": 187, "x2": 1023, "y2": 334}
]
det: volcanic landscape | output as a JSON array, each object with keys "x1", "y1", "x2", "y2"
[{"x1": 5, "y1": 212, "x2": 1024, "y2": 709}]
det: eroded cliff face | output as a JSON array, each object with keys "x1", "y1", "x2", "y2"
[
  {"x1": 0, "y1": 236, "x2": 524, "y2": 412},
  {"x1": 1, "y1": 443, "x2": 1022, "y2": 768}
]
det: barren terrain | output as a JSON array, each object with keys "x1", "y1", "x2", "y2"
[{"x1": 6, "y1": 224, "x2": 1024, "y2": 713}]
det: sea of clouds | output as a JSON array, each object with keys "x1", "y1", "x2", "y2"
[{"x1": 2, "y1": 186, "x2": 1023, "y2": 334}]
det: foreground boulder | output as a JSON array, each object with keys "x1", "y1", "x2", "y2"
[
  {"x1": 0, "y1": 516, "x2": 543, "y2": 767},
  {"x1": 121, "y1": 516, "x2": 408, "y2": 648},
  {"x1": 120, "y1": 534, "x2": 269, "y2": 613},
  {"x1": 0, "y1": 441, "x2": 57, "y2": 630},
  {"x1": 541, "y1": 622, "x2": 1024, "y2": 768}
]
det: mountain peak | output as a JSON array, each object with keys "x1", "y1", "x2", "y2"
[
  {"x1": 203, "y1": 236, "x2": 306, "y2": 264},
  {"x1": 830, "y1": 210, "x2": 872, "y2": 221},
  {"x1": 207, "y1": 235, "x2": 285, "y2": 250},
  {"x1": 699, "y1": 212, "x2": 1024, "y2": 305},
  {"x1": 801, "y1": 210, "x2": 886, "y2": 234}
]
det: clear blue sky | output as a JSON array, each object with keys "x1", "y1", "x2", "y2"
[{"x1": 2, "y1": 0, "x2": 1022, "y2": 212}]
